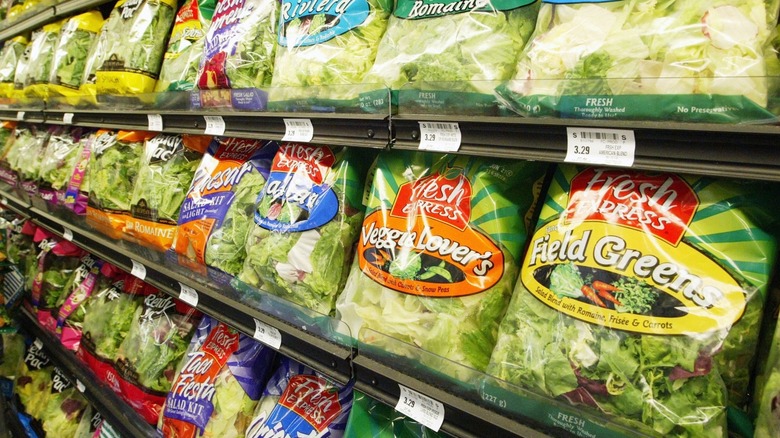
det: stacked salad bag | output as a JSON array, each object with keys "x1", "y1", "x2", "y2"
[
  {"x1": 363, "y1": 0, "x2": 538, "y2": 114},
  {"x1": 5, "y1": 124, "x2": 51, "y2": 198},
  {"x1": 62, "y1": 129, "x2": 99, "y2": 214},
  {"x1": 41, "y1": 366, "x2": 89, "y2": 437},
  {"x1": 159, "y1": 315, "x2": 276, "y2": 437},
  {"x1": 336, "y1": 151, "x2": 547, "y2": 374},
  {"x1": 268, "y1": 0, "x2": 392, "y2": 109},
  {"x1": 0, "y1": 121, "x2": 18, "y2": 185},
  {"x1": 37, "y1": 127, "x2": 92, "y2": 207},
  {"x1": 23, "y1": 19, "x2": 65, "y2": 99},
  {"x1": 175, "y1": 137, "x2": 278, "y2": 276},
  {"x1": 497, "y1": 0, "x2": 780, "y2": 123},
  {"x1": 114, "y1": 290, "x2": 199, "y2": 424},
  {"x1": 753, "y1": 297, "x2": 780, "y2": 437},
  {"x1": 486, "y1": 165, "x2": 780, "y2": 436},
  {"x1": 15, "y1": 338, "x2": 53, "y2": 422},
  {"x1": 87, "y1": 130, "x2": 155, "y2": 239},
  {"x1": 96, "y1": 0, "x2": 177, "y2": 95},
  {"x1": 238, "y1": 144, "x2": 370, "y2": 315},
  {"x1": 76, "y1": 271, "x2": 146, "y2": 385},
  {"x1": 47, "y1": 11, "x2": 104, "y2": 100},
  {"x1": 195, "y1": 0, "x2": 278, "y2": 109},
  {"x1": 0, "y1": 35, "x2": 28, "y2": 98},
  {"x1": 30, "y1": 228, "x2": 86, "y2": 332},
  {"x1": 154, "y1": 0, "x2": 216, "y2": 93},
  {"x1": 245, "y1": 357, "x2": 354, "y2": 438},
  {"x1": 126, "y1": 133, "x2": 207, "y2": 252},
  {"x1": 55, "y1": 253, "x2": 103, "y2": 351}
]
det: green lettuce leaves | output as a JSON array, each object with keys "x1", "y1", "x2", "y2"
[{"x1": 88, "y1": 132, "x2": 144, "y2": 212}]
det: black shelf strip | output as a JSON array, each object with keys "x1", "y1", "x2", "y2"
[
  {"x1": 352, "y1": 355, "x2": 556, "y2": 438},
  {"x1": 43, "y1": 109, "x2": 393, "y2": 150},
  {"x1": 16, "y1": 306, "x2": 158, "y2": 438},
  {"x1": 393, "y1": 116, "x2": 780, "y2": 182},
  {"x1": 26, "y1": 203, "x2": 354, "y2": 385}
]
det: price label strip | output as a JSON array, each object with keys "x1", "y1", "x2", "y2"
[
  {"x1": 130, "y1": 260, "x2": 146, "y2": 280},
  {"x1": 282, "y1": 118, "x2": 314, "y2": 142},
  {"x1": 253, "y1": 318, "x2": 282, "y2": 350},
  {"x1": 395, "y1": 385, "x2": 445, "y2": 432},
  {"x1": 565, "y1": 127, "x2": 636, "y2": 167},
  {"x1": 418, "y1": 122, "x2": 461, "y2": 152},
  {"x1": 63, "y1": 113, "x2": 74, "y2": 124},
  {"x1": 178, "y1": 282, "x2": 199, "y2": 308},
  {"x1": 147, "y1": 114, "x2": 163, "y2": 131},
  {"x1": 204, "y1": 116, "x2": 226, "y2": 135}
]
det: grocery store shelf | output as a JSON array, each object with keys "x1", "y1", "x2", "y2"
[
  {"x1": 393, "y1": 115, "x2": 780, "y2": 182},
  {"x1": 53, "y1": 0, "x2": 114, "y2": 18},
  {"x1": 16, "y1": 306, "x2": 157, "y2": 438},
  {"x1": 43, "y1": 109, "x2": 393, "y2": 150},
  {"x1": 23, "y1": 201, "x2": 355, "y2": 386}
]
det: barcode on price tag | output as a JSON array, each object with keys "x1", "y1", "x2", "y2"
[
  {"x1": 178, "y1": 282, "x2": 199, "y2": 307},
  {"x1": 76, "y1": 380, "x2": 85, "y2": 393},
  {"x1": 63, "y1": 113, "x2": 74, "y2": 124},
  {"x1": 395, "y1": 385, "x2": 444, "y2": 432},
  {"x1": 253, "y1": 318, "x2": 282, "y2": 350},
  {"x1": 565, "y1": 127, "x2": 636, "y2": 167},
  {"x1": 204, "y1": 116, "x2": 226, "y2": 135},
  {"x1": 16, "y1": 111, "x2": 24, "y2": 121},
  {"x1": 130, "y1": 260, "x2": 146, "y2": 280},
  {"x1": 418, "y1": 122, "x2": 461, "y2": 152},
  {"x1": 282, "y1": 118, "x2": 314, "y2": 142},
  {"x1": 147, "y1": 114, "x2": 163, "y2": 131},
  {"x1": 62, "y1": 228, "x2": 73, "y2": 242}
]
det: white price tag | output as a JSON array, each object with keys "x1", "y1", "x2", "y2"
[
  {"x1": 76, "y1": 379, "x2": 85, "y2": 393},
  {"x1": 0, "y1": 198, "x2": 7, "y2": 206},
  {"x1": 62, "y1": 228, "x2": 73, "y2": 242},
  {"x1": 395, "y1": 385, "x2": 445, "y2": 432},
  {"x1": 33, "y1": 339, "x2": 43, "y2": 350},
  {"x1": 282, "y1": 118, "x2": 314, "y2": 142},
  {"x1": 147, "y1": 114, "x2": 163, "y2": 131},
  {"x1": 253, "y1": 318, "x2": 282, "y2": 350},
  {"x1": 204, "y1": 116, "x2": 226, "y2": 135},
  {"x1": 418, "y1": 122, "x2": 461, "y2": 152},
  {"x1": 63, "y1": 113, "x2": 74, "y2": 124},
  {"x1": 178, "y1": 283, "x2": 199, "y2": 308},
  {"x1": 16, "y1": 111, "x2": 24, "y2": 121},
  {"x1": 130, "y1": 260, "x2": 146, "y2": 280},
  {"x1": 565, "y1": 127, "x2": 636, "y2": 167}
]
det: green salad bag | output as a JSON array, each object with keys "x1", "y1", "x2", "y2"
[{"x1": 487, "y1": 165, "x2": 780, "y2": 436}]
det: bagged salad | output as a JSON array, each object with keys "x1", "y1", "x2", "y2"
[
  {"x1": 48, "y1": 11, "x2": 104, "y2": 98},
  {"x1": 497, "y1": 0, "x2": 780, "y2": 123},
  {"x1": 63, "y1": 129, "x2": 98, "y2": 214},
  {"x1": 363, "y1": 0, "x2": 538, "y2": 114},
  {"x1": 87, "y1": 130, "x2": 153, "y2": 239},
  {"x1": 154, "y1": 0, "x2": 217, "y2": 93},
  {"x1": 753, "y1": 294, "x2": 780, "y2": 437},
  {"x1": 30, "y1": 228, "x2": 85, "y2": 332},
  {"x1": 486, "y1": 165, "x2": 780, "y2": 436},
  {"x1": 0, "y1": 35, "x2": 28, "y2": 98},
  {"x1": 0, "y1": 121, "x2": 18, "y2": 182},
  {"x1": 245, "y1": 357, "x2": 354, "y2": 438},
  {"x1": 336, "y1": 151, "x2": 546, "y2": 373},
  {"x1": 15, "y1": 338, "x2": 53, "y2": 421},
  {"x1": 38, "y1": 127, "x2": 91, "y2": 206},
  {"x1": 6, "y1": 124, "x2": 51, "y2": 197},
  {"x1": 41, "y1": 366, "x2": 89, "y2": 438},
  {"x1": 56, "y1": 254, "x2": 103, "y2": 351},
  {"x1": 160, "y1": 315, "x2": 276, "y2": 437},
  {"x1": 23, "y1": 20, "x2": 65, "y2": 99},
  {"x1": 76, "y1": 271, "x2": 147, "y2": 385},
  {"x1": 196, "y1": 0, "x2": 277, "y2": 92},
  {"x1": 115, "y1": 291, "x2": 199, "y2": 424},
  {"x1": 268, "y1": 0, "x2": 391, "y2": 108},
  {"x1": 12, "y1": 41, "x2": 31, "y2": 97},
  {"x1": 96, "y1": 0, "x2": 177, "y2": 95},
  {"x1": 126, "y1": 134, "x2": 207, "y2": 252},
  {"x1": 238, "y1": 144, "x2": 369, "y2": 315},
  {"x1": 77, "y1": 17, "x2": 110, "y2": 104},
  {"x1": 175, "y1": 137, "x2": 278, "y2": 275}
]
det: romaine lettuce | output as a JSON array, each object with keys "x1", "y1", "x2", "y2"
[
  {"x1": 49, "y1": 11, "x2": 103, "y2": 91},
  {"x1": 88, "y1": 131, "x2": 146, "y2": 212}
]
